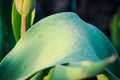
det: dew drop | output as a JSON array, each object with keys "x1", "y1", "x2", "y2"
[{"x1": 38, "y1": 35, "x2": 43, "y2": 39}]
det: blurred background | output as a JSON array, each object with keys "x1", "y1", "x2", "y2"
[
  {"x1": 35, "y1": 0, "x2": 119, "y2": 37},
  {"x1": 36, "y1": 0, "x2": 120, "y2": 54},
  {"x1": 0, "y1": 0, "x2": 120, "y2": 58}
]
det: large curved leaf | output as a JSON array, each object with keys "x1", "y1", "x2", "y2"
[{"x1": 0, "y1": 12, "x2": 119, "y2": 80}]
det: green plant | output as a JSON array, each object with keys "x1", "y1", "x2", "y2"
[
  {"x1": 12, "y1": 0, "x2": 36, "y2": 41},
  {"x1": 110, "y1": 7, "x2": 120, "y2": 54},
  {"x1": 0, "y1": 0, "x2": 120, "y2": 80}
]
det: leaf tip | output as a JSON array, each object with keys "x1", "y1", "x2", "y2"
[{"x1": 107, "y1": 55, "x2": 117, "y2": 64}]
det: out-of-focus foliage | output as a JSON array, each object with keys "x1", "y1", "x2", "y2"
[
  {"x1": 0, "y1": 0, "x2": 120, "y2": 80},
  {"x1": 110, "y1": 7, "x2": 120, "y2": 54},
  {"x1": 0, "y1": 0, "x2": 15, "y2": 61},
  {"x1": 0, "y1": 0, "x2": 3, "y2": 61},
  {"x1": 97, "y1": 74, "x2": 109, "y2": 80}
]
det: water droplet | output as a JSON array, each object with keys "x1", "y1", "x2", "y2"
[
  {"x1": 50, "y1": 23, "x2": 55, "y2": 26},
  {"x1": 38, "y1": 35, "x2": 43, "y2": 39}
]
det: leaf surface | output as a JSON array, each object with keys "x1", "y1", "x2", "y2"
[
  {"x1": 44, "y1": 56, "x2": 116, "y2": 80},
  {"x1": 110, "y1": 7, "x2": 120, "y2": 52},
  {"x1": 0, "y1": 12, "x2": 119, "y2": 80}
]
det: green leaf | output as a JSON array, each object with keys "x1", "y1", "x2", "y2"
[
  {"x1": 27, "y1": 9, "x2": 36, "y2": 29},
  {"x1": 97, "y1": 71, "x2": 118, "y2": 80},
  {"x1": 12, "y1": 2, "x2": 21, "y2": 41},
  {"x1": 110, "y1": 7, "x2": 120, "y2": 52},
  {"x1": 97, "y1": 74, "x2": 109, "y2": 80},
  {"x1": 28, "y1": 68, "x2": 51, "y2": 80},
  {"x1": 44, "y1": 55, "x2": 116, "y2": 80},
  {"x1": 0, "y1": 12, "x2": 119, "y2": 80}
]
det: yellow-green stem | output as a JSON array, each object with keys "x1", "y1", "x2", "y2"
[{"x1": 21, "y1": 15, "x2": 26, "y2": 36}]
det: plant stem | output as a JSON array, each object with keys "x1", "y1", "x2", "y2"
[{"x1": 21, "y1": 15, "x2": 26, "y2": 36}]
